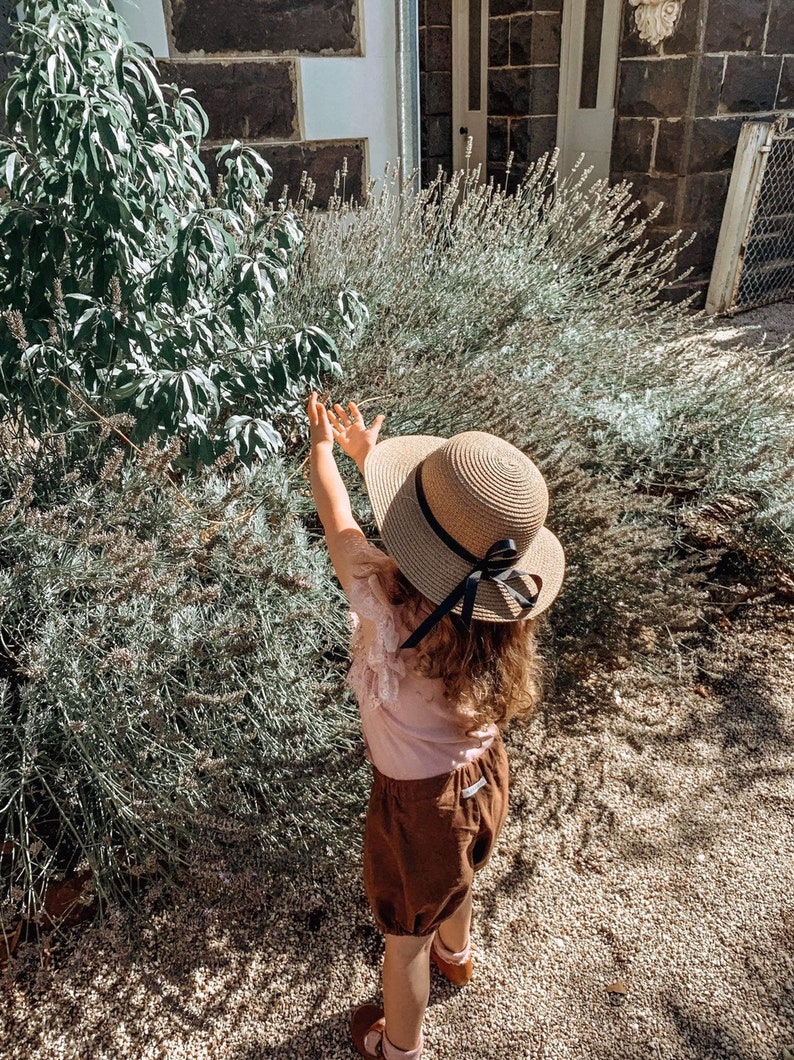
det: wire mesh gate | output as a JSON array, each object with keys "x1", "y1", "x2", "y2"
[{"x1": 707, "y1": 114, "x2": 794, "y2": 316}]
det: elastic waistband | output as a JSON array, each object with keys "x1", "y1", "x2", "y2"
[{"x1": 371, "y1": 735, "x2": 505, "y2": 799}]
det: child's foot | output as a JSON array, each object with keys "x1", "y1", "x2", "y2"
[
  {"x1": 430, "y1": 934, "x2": 474, "y2": 986},
  {"x1": 350, "y1": 1005, "x2": 424, "y2": 1059},
  {"x1": 350, "y1": 1004, "x2": 386, "y2": 1058}
]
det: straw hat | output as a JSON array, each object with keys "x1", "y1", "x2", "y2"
[{"x1": 364, "y1": 431, "x2": 565, "y2": 636}]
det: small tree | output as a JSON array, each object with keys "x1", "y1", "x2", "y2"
[{"x1": 0, "y1": 0, "x2": 350, "y2": 464}]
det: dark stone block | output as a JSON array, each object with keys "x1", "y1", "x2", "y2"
[
  {"x1": 509, "y1": 118, "x2": 531, "y2": 167},
  {"x1": 640, "y1": 224, "x2": 681, "y2": 254},
  {"x1": 534, "y1": 0, "x2": 561, "y2": 11},
  {"x1": 418, "y1": 26, "x2": 427, "y2": 72},
  {"x1": 158, "y1": 60, "x2": 298, "y2": 141},
  {"x1": 426, "y1": 26, "x2": 452, "y2": 72},
  {"x1": 623, "y1": 173, "x2": 680, "y2": 225},
  {"x1": 660, "y1": 278, "x2": 709, "y2": 309},
  {"x1": 510, "y1": 14, "x2": 533, "y2": 67},
  {"x1": 489, "y1": 162, "x2": 525, "y2": 194},
  {"x1": 201, "y1": 139, "x2": 365, "y2": 207},
  {"x1": 704, "y1": 0, "x2": 767, "y2": 53},
  {"x1": 611, "y1": 117, "x2": 655, "y2": 173},
  {"x1": 664, "y1": 0, "x2": 700, "y2": 55},
  {"x1": 425, "y1": 114, "x2": 452, "y2": 157},
  {"x1": 779, "y1": 57, "x2": 794, "y2": 109},
  {"x1": 427, "y1": 0, "x2": 452, "y2": 28},
  {"x1": 764, "y1": 0, "x2": 794, "y2": 54},
  {"x1": 654, "y1": 119, "x2": 688, "y2": 175},
  {"x1": 531, "y1": 12, "x2": 561, "y2": 65},
  {"x1": 422, "y1": 155, "x2": 452, "y2": 183},
  {"x1": 530, "y1": 64, "x2": 559, "y2": 115},
  {"x1": 489, "y1": 0, "x2": 530, "y2": 16},
  {"x1": 695, "y1": 55, "x2": 724, "y2": 116},
  {"x1": 688, "y1": 116, "x2": 743, "y2": 173},
  {"x1": 170, "y1": 0, "x2": 358, "y2": 56},
  {"x1": 720, "y1": 55, "x2": 782, "y2": 114},
  {"x1": 488, "y1": 116, "x2": 510, "y2": 164},
  {"x1": 618, "y1": 1, "x2": 649, "y2": 60},
  {"x1": 423, "y1": 71, "x2": 452, "y2": 115},
  {"x1": 617, "y1": 58, "x2": 693, "y2": 119},
  {"x1": 488, "y1": 68, "x2": 531, "y2": 116},
  {"x1": 511, "y1": 114, "x2": 557, "y2": 165},
  {"x1": 680, "y1": 172, "x2": 731, "y2": 225},
  {"x1": 489, "y1": 17, "x2": 510, "y2": 68},
  {"x1": 673, "y1": 225, "x2": 721, "y2": 277}
]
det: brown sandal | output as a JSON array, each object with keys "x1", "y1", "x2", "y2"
[
  {"x1": 350, "y1": 1003, "x2": 386, "y2": 1059},
  {"x1": 430, "y1": 940, "x2": 474, "y2": 986}
]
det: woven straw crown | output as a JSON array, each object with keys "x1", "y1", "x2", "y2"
[{"x1": 364, "y1": 431, "x2": 565, "y2": 623}]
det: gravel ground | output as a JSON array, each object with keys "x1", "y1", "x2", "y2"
[{"x1": 1, "y1": 306, "x2": 793, "y2": 1060}]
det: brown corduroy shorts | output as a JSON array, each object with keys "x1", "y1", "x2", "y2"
[{"x1": 363, "y1": 737, "x2": 509, "y2": 937}]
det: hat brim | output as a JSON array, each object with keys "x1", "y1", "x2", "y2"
[{"x1": 364, "y1": 435, "x2": 565, "y2": 622}]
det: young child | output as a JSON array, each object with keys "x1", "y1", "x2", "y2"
[{"x1": 307, "y1": 392, "x2": 564, "y2": 1060}]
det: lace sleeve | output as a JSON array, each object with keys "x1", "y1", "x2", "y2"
[{"x1": 343, "y1": 540, "x2": 406, "y2": 707}]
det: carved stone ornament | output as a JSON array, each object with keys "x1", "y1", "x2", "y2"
[{"x1": 629, "y1": 0, "x2": 684, "y2": 47}]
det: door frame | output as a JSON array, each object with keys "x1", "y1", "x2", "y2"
[
  {"x1": 452, "y1": 0, "x2": 489, "y2": 175},
  {"x1": 556, "y1": 0, "x2": 622, "y2": 182}
]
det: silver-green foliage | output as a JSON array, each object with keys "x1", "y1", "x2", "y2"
[
  {"x1": 0, "y1": 429, "x2": 363, "y2": 922},
  {"x1": 282, "y1": 164, "x2": 794, "y2": 658},
  {"x1": 0, "y1": 0, "x2": 345, "y2": 464}
]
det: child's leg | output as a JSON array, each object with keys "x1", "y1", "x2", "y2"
[
  {"x1": 382, "y1": 933, "x2": 435, "y2": 1052},
  {"x1": 436, "y1": 886, "x2": 472, "y2": 953}
]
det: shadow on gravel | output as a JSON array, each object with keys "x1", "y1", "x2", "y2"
[
  {"x1": 229, "y1": 1012, "x2": 352, "y2": 1059},
  {"x1": 666, "y1": 999, "x2": 755, "y2": 1060},
  {"x1": 711, "y1": 666, "x2": 791, "y2": 756},
  {"x1": 496, "y1": 610, "x2": 794, "y2": 876}
]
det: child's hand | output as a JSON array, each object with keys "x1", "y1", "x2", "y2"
[
  {"x1": 328, "y1": 400, "x2": 385, "y2": 473},
  {"x1": 307, "y1": 392, "x2": 334, "y2": 449}
]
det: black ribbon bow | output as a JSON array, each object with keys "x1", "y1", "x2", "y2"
[
  {"x1": 399, "y1": 465, "x2": 543, "y2": 649},
  {"x1": 400, "y1": 538, "x2": 541, "y2": 649}
]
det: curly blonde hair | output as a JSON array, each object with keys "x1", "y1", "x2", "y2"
[{"x1": 381, "y1": 564, "x2": 544, "y2": 731}]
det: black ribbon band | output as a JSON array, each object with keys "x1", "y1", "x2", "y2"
[{"x1": 400, "y1": 465, "x2": 542, "y2": 650}]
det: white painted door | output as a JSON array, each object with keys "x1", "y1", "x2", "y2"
[
  {"x1": 556, "y1": 0, "x2": 622, "y2": 182},
  {"x1": 452, "y1": 0, "x2": 489, "y2": 175}
]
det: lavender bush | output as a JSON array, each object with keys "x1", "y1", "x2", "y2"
[
  {"x1": 0, "y1": 426, "x2": 363, "y2": 926},
  {"x1": 281, "y1": 162, "x2": 794, "y2": 663}
]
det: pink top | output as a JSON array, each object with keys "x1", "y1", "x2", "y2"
[{"x1": 343, "y1": 536, "x2": 497, "y2": 781}]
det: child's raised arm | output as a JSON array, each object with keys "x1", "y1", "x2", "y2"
[{"x1": 307, "y1": 392, "x2": 368, "y2": 593}]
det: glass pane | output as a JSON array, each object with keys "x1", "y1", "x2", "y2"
[
  {"x1": 579, "y1": 0, "x2": 605, "y2": 110},
  {"x1": 469, "y1": 0, "x2": 481, "y2": 112}
]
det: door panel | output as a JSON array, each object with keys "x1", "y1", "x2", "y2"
[{"x1": 557, "y1": 0, "x2": 621, "y2": 182}]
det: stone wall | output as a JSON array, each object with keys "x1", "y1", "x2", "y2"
[
  {"x1": 160, "y1": 0, "x2": 365, "y2": 205},
  {"x1": 612, "y1": 0, "x2": 794, "y2": 303},
  {"x1": 418, "y1": 0, "x2": 454, "y2": 182},
  {"x1": 487, "y1": 0, "x2": 561, "y2": 188}
]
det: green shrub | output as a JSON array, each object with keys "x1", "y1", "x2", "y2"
[
  {"x1": 0, "y1": 428, "x2": 364, "y2": 923},
  {"x1": 0, "y1": 0, "x2": 350, "y2": 465}
]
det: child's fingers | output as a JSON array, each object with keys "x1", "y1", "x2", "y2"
[
  {"x1": 371, "y1": 414, "x2": 385, "y2": 431},
  {"x1": 348, "y1": 401, "x2": 365, "y2": 424},
  {"x1": 327, "y1": 407, "x2": 345, "y2": 432},
  {"x1": 333, "y1": 403, "x2": 353, "y2": 426}
]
